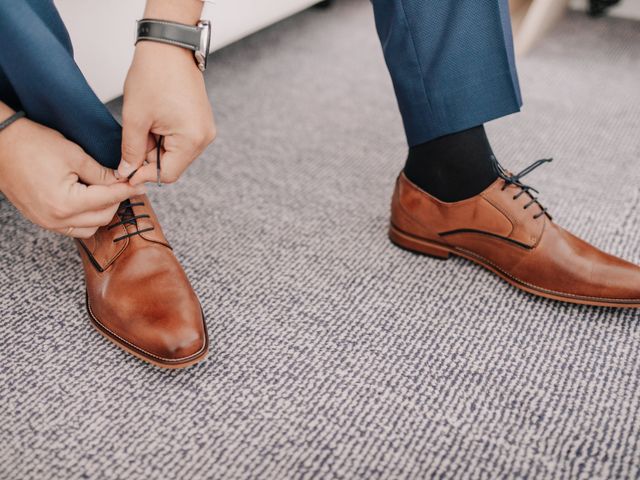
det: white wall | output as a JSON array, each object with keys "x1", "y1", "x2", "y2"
[{"x1": 55, "y1": 0, "x2": 320, "y2": 102}]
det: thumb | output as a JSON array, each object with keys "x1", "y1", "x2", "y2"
[
  {"x1": 75, "y1": 154, "x2": 120, "y2": 186},
  {"x1": 119, "y1": 114, "x2": 153, "y2": 178}
]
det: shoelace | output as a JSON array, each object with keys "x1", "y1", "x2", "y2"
[
  {"x1": 109, "y1": 137, "x2": 163, "y2": 243},
  {"x1": 107, "y1": 201, "x2": 155, "y2": 243},
  {"x1": 491, "y1": 155, "x2": 553, "y2": 220},
  {"x1": 125, "y1": 136, "x2": 163, "y2": 186}
]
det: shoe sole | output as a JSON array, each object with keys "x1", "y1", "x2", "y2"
[
  {"x1": 389, "y1": 224, "x2": 640, "y2": 309},
  {"x1": 85, "y1": 293, "x2": 210, "y2": 369}
]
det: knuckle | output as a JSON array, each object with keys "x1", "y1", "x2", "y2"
[
  {"x1": 99, "y1": 166, "x2": 110, "y2": 184},
  {"x1": 162, "y1": 172, "x2": 179, "y2": 184},
  {"x1": 41, "y1": 219, "x2": 57, "y2": 230},
  {"x1": 189, "y1": 127, "x2": 211, "y2": 148},
  {"x1": 108, "y1": 203, "x2": 120, "y2": 215},
  {"x1": 185, "y1": 131, "x2": 202, "y2": 147},
  {"x1": 204, "y1": 125, "x2": 217, "y2": 145},
  {"x1": 187, "y1": 129, "x2": 214, "y2": 150},
  {"x1": 101, "y1": 211, "x2": 116, "y2": 226},
  {"x1": 49, "y1": 204, "x2": 70, "y2": 220}
]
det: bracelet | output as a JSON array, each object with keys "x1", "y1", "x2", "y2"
[{"x1": 0, "y1": 110, "x2": 25, "y2": 134}]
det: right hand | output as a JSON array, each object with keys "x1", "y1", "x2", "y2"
[{"x1": 0, "y1": 114, "x2": 145, "y2": 238}]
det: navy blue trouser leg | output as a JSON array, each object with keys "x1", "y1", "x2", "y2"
[
  {"x1": 0, "y1": 0, "x2": 121, "y2": 168},
  {"x1": 0, "y1": 0, "x2": 519, "y2": 163},
  {"x1": 371, "y1": 0, "x2": 522, "y2": 146}
]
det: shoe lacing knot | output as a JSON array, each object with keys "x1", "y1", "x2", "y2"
[
  {"x1": 107, "y1": 201, "x2": 155, "y2": 243},
  {"x1": 491, "y1": 155, "x2": 553, "y2": 220}
]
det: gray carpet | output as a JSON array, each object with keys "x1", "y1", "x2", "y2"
[{"x1": 2, "y1": 1, "x2": 640, "y2": 478}]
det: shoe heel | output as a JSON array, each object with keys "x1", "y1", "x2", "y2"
[{"x1": 389, "y1": 224, "x2": 451, "y2": 259}]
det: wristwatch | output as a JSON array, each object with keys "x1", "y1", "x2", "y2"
[{"x1": 135, "y1": 19, "x2": 212, "y2": 71}]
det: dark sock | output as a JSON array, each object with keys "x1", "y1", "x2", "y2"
[{"x1": 404, "y1": 125, "x2": 498, "y2": 202}]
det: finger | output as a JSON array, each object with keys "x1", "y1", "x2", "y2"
[
  {"x1": 69, "y1": 181, "x2": 146, "y2": 212},
  {"x1": 62, "y1": 203, "x2": 119, "y2": 228},
  {"x1": 126, "y1": 145, "x2": 163, "y2": 185},
  {"x1": 55, "y1": 226, "x2": 99, "y2": 239},
  {"x1": 128, "y1": 151, "x2": 188, "y2": 185},
  {"x1": 75, "y1": 154, "x2": 121, "y2": 186},
  {"x1": 121, "y1": 134, "x2": 158, "y2": 181},
  {"x1": 119, "y1": 113, "x2": 154, "y2": 178},
  {"x1": 128, "y1": 162, "x2": 158, "y2": 186},
  {"x1": 156, "y1": 150, "x2": 192, "y2": 184}
]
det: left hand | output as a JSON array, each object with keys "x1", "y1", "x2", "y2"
[{"x1": 118, "y1": 41, "x2": 217, "y2": 185}]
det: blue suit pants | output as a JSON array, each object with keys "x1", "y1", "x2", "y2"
[{"x1": 0, "y1": 0, "x2": 522, "y2": 166}]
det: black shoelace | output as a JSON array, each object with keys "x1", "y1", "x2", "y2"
[
  {"x1": 491, "y1": 155, "x2": 553, "y2": 221},
  {"x1": 107, "y1": 201, "x2": 155, "y2": 243}
]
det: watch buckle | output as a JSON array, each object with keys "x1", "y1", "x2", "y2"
[
  {"x1": 195, "y1": 51, "x2": 206, "y2": 72},
  {"x1": 196, "y1": 20, "x2": 211, "y2": 72}
]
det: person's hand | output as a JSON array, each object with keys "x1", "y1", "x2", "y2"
[
  {"x1": 118, "y1": 41, "x2": 216, "y2": 186},
  {"x1": 0, "y1": 114, "x2": 146, "y2": 238}
]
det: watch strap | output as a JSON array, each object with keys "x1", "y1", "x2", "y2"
[{"x1": 136, "y1": 19, "x2": 201, "y2": 51}]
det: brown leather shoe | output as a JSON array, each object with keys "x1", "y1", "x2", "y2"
[
  {"x1": 76, "y1": 195, "x2": 209, "y2": 368},
  {"x1": 389, "y1": 160, "x2": 640, "y2": 308}
]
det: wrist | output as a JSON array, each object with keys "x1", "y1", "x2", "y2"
[
  {"x1": 134, "y1": 39, "x2": 195, "y2": 63},
  {"x1": 132, "y1": 40, "x2": 202, "y2": 75},
  {"x1": 0, "y1": 107, "x2": 25, "y2": 150},
  {"x1": 134, "y1": 14, "x2": 211, "y2": 71},
  {"x1": 143, "y1": 0, "x2": 203, "y2": 25},
  {"x1": 0, "y1": 102, "x2": 15, "y2": 120},
  {"x1": 0, "y1": 107, "x2": 22, "y2": 183}
]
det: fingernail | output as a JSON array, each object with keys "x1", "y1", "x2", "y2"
[{"x1": 118, "y1": 159, "x2": 135, "y2": 178}]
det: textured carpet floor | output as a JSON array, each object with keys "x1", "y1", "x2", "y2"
[{"x1": 2, "y1": 1, "x2": 640, "y2": 478}]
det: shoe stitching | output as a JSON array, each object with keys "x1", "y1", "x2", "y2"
[
  {"x1": 87, "y1": 298, "x2": 208, "y2": 363},
  {"x1": 400, "y1": 172, "x2": 493, "y2": 207},
  {"x1": 391, "y1": 223, "x2": 639, "y2": 303},
  {"x1": 481, "y1": 189, "x2": 544, "y2": 248},
  {"x1": 398, "y1": 174, "x2": 518, "y2": 245},
  {"x1": 454, "y1": 246, "x2": 640, "y2": 303},
  {"x1": 397, "y1": 170, "x2": 637, "y2": 303},
  {"x1": 480, "y1": 190, "x2": 517, "y2": 238}
]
